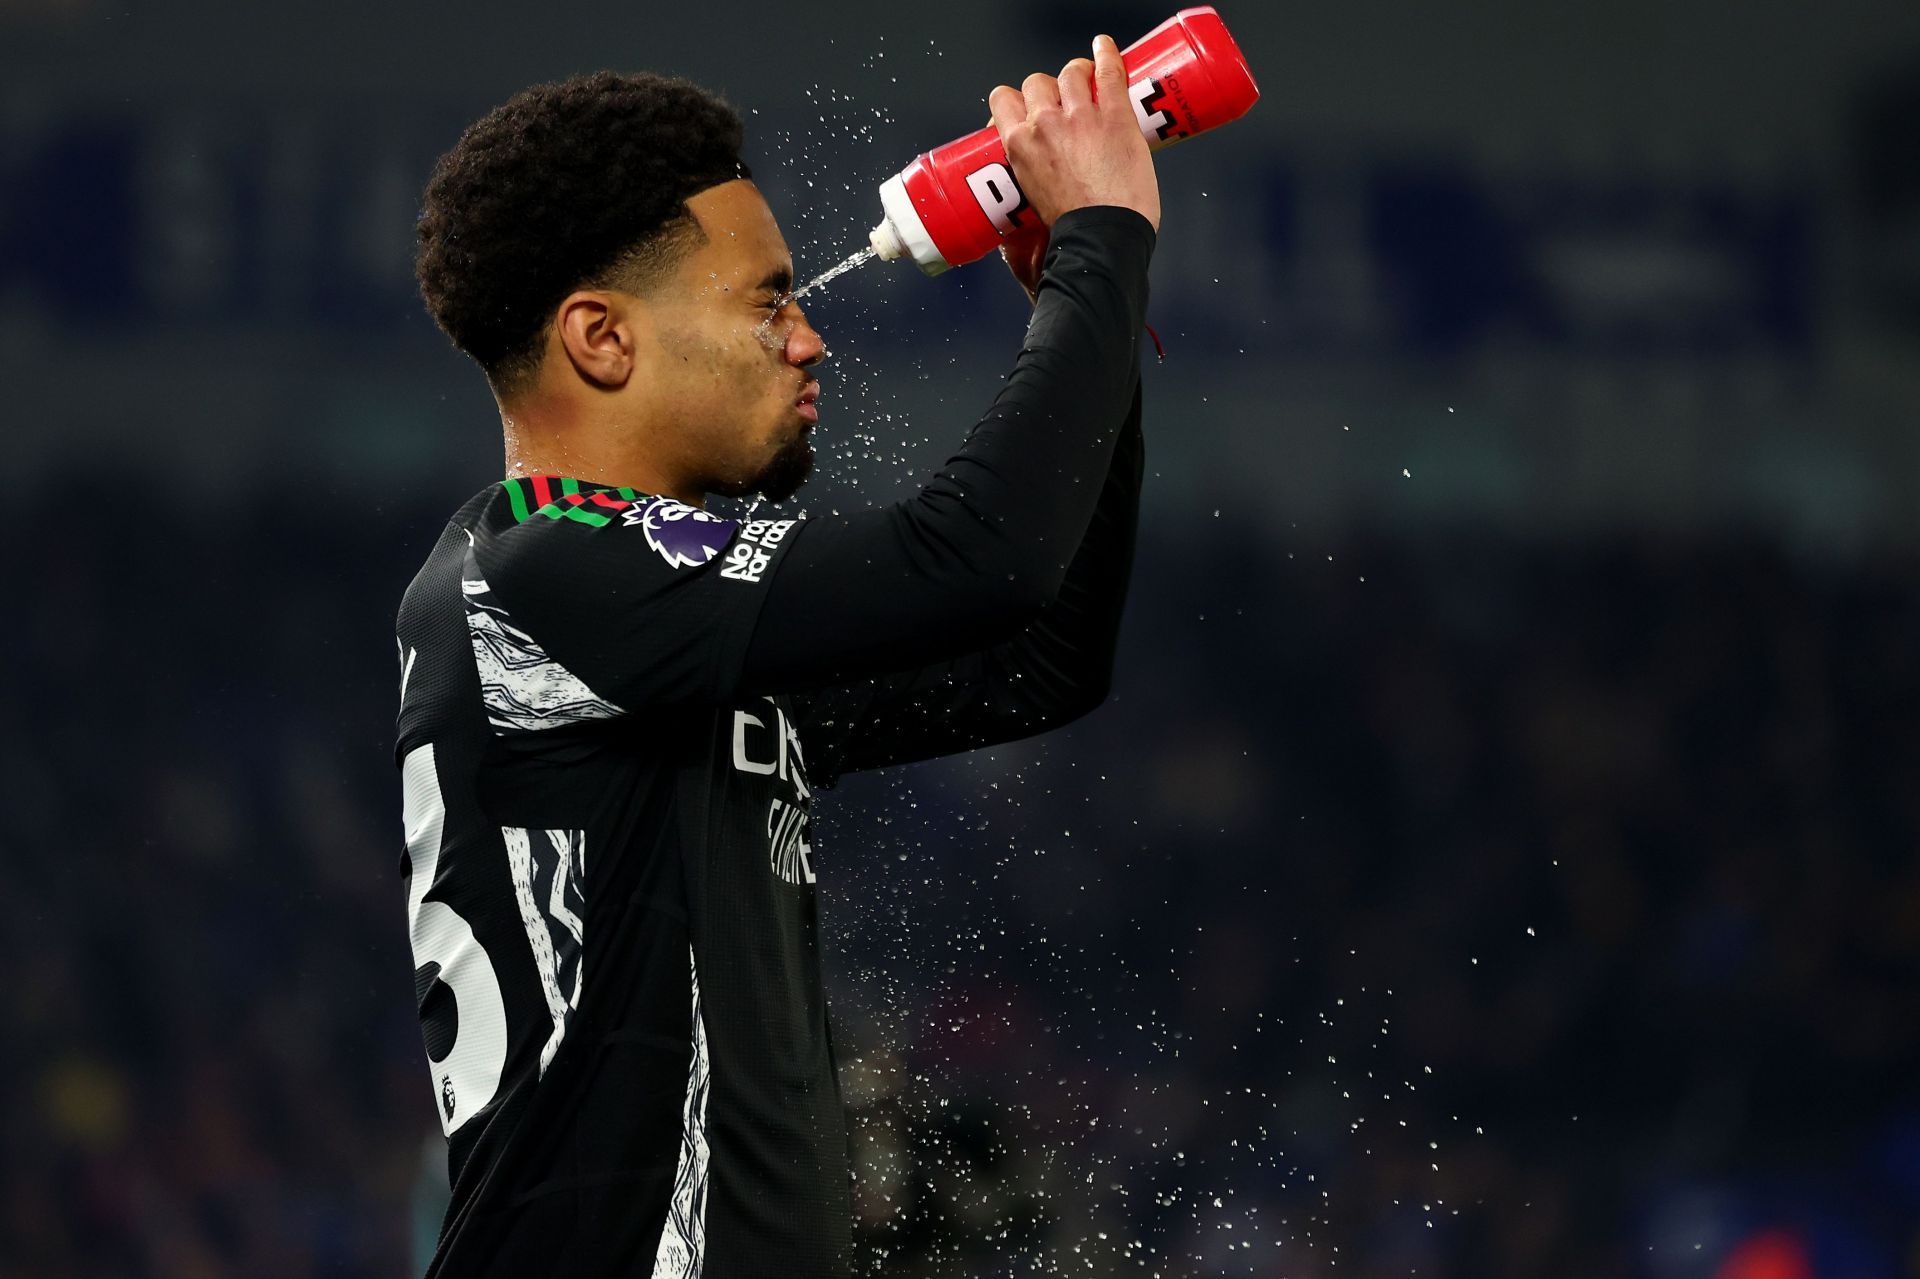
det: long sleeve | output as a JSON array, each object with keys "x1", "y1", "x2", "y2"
[
  {"x1": 472, "y1": 207, "x2": 1153, "y2": 718},
  {"x1": 782, "y1": 373, "x2": 1144, "y2": 784},
  {"x1": 732, "y1": 206, "x2": 1153, "y2": 695}
]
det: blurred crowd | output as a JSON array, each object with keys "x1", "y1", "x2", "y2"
[{"x1": 3, "y1": 487, "x2": 1917, "y2": 1277}]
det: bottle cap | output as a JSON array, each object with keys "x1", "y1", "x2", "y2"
[{"x1": 868, "y1": 217, "x2": 908, "y2": 261}]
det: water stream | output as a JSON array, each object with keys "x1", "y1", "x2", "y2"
[{"x1": 794, "y1": 246, "x2": 876, "y2": 299}]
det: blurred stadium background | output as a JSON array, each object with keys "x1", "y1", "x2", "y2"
[{"x1": 5, "y1": 0, "x2": 1920, "y2": 1274}]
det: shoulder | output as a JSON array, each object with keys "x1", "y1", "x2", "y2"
[{"x1": 468, "y1": 477, "x2": 805, "y2": 591}]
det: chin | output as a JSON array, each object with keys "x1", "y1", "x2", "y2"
[{"x1": 753, "y1": 437, "x2": 815, "y2": 504}]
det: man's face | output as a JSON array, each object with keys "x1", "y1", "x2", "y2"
[{"x1": 643, "y1": 180, "x2": 825, "y2": 503}]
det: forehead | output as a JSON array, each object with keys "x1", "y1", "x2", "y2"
[{"x1": 681, "y1": 180, "x2": 791, "y2": 288}]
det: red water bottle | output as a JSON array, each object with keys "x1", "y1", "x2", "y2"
[{"x1": 867, "y1": 6, "x2": 1259, "y2": 275}]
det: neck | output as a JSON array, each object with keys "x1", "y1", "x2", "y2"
[{"x1": 500, "y1": 404, "x2": 705, "y2": 508}]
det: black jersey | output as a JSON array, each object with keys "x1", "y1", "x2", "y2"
[{"x1": 394, "y1": 206, "x2": 1154, "y2": 1278}]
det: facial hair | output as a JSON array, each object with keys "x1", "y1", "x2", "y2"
[{"x1": 752, "y1": 430, "x2": 815, "y2": 504}]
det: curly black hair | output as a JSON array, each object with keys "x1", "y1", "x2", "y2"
[{"x1": 416, "y1": 70, "x2": 753, "y2": 395}]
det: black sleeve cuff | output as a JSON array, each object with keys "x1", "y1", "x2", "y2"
[
  {"x1": 1049, "y1": 205, "x2": 1158, "y2": 256},
  {"x1": 1041, "y1": 205, "x2": 1156, "y2": 332}
]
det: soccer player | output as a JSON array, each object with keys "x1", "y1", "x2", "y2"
[{"x1": 396, "y1": 36, "x2": 1157, "y2": 1278}]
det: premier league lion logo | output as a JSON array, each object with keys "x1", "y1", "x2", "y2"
[{"x1": 623, "y1": 497, "x2": 737, "y2": 569}]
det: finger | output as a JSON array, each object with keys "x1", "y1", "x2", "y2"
[
  {"x1": 1022, "y1": 71, "x2": 1061, "y2": 116},
  {"x1": 1057, "y1": 57, "x2": 1094, "y2": 111},
  {"x1": 1092, "y1": 33, "x2": 1128, "y2": 106},
  {"x1": 988, "y1": 84, "x2": 1028, "y2": 136}
]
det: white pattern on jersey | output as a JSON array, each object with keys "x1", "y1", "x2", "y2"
[
  {"x1": 462, "y1": 537, "x2": 623, "y2": 732},
  {"x1": 652, "y1": 947, "x2": 711, "y2": 1278},
  {"x1": 502, "y1": 826, "x2": 587, "y2": 1076}
]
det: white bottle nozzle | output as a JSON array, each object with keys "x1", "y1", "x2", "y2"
[{"x1": 869, "y1": 217, "x2": 908, "y2": 262}]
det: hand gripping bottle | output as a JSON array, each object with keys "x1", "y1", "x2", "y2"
[{"x1": 867, "y1": 6, "x2": 1259, "y2": 275}]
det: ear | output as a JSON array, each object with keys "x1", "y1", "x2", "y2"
[{"x1": 554, "y1": 290, "x2": 647, "y2": 389}]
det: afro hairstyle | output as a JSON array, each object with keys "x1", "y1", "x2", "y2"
[{"x1": 415, "y1": 70, "x2": 753, "y2": 395}]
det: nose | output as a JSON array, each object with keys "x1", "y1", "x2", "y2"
[{"x1": 787, "y1": 310, "x2": 826, "y2": 369}]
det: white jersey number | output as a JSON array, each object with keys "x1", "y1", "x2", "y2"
[{"x1": 402, "y1": 743, "x2": 509, "y2": 1135}]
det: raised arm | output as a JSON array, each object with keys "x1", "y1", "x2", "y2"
[
  {"x1": 775, "y1": 367, "x2": 1143, "y2": 785},
  {"x1": 467, "y1": 45, "x2": 1158, "y2": 717},
  {"x1": 737, "y1": 207, "x2": 1150, "y2": 691}
]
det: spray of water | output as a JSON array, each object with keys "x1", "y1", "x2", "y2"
[
  {"x1": 753, "y1": 246, "x2": 878, "y2": 348},
  {"x1": 795, "y1": 245, "x2": 877, "y2": 299}
]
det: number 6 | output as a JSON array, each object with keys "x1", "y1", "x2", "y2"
[{"x1": 402, "y1": 743, "x2": 508, "y2": 1135}]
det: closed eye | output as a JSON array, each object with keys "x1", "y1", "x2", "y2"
[{"x1": 753, "y1": 264, "x2": 796, "y2": 310}]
